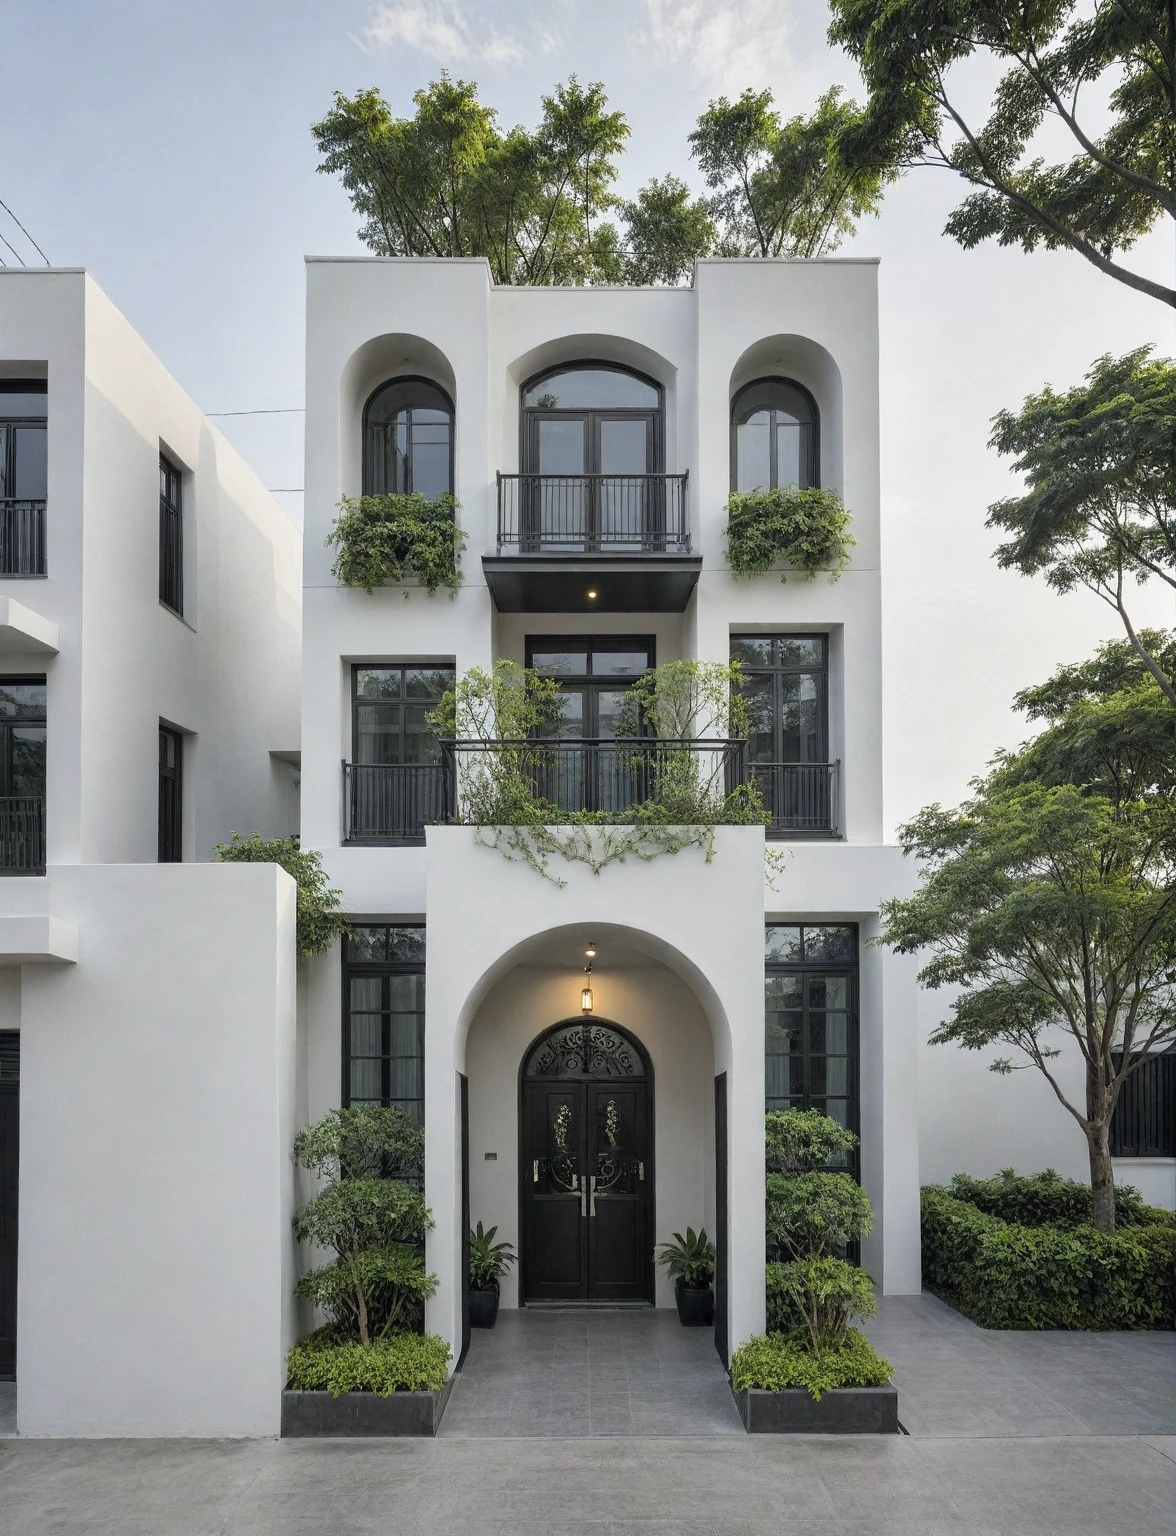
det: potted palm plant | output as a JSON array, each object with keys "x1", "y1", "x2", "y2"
[
  {"x1": 468, "y1": 1222, "x2": 517, "y2": 1328},
  {"x1": 655, "y1": 1227, "x2": 716, "y2": 1326}
]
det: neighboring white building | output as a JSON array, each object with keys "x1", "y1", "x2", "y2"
[
  {"x1": 0, "y1": 271, "x2": 302, "y2": 1435},
  {"x1": 300, "y1": 255, "x2": 924, "y2": 1366}
]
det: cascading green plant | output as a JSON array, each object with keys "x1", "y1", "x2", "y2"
[
  {"x1": 725, "y1": 484, "x2": 854, "y2": 582},
  {"x1": 326, "y1": 492, "x2": 465, "y2": 595}
]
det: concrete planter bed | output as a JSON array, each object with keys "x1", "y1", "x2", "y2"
[
  {"x1": 735, "y1": 1384, "x2": 899, "y2": 1434},
  {"x1": 281, "y1": 1377, "x2": 453, "y2": 1437}
]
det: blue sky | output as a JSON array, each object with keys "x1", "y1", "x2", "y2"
[{"x1": 5, "y1": 0, "x2": 1174, "y2": 815}]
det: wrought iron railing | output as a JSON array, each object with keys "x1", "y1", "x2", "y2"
[
  {"x1": 0, "y1": 499, "x2": 46, "y2": 576},
  {"x1": 751, "y1": 762, "x2": 840, "y2": 836},
  {"x1": 343, "y1": 762, "x2": 446, "y2": 843},
  {"x1": 0, "y1": 796, "x2": 45, "y2": 872},
  {"x1": 496, "y1": 473, "x2": 689, "y2": 553},
  {"x1": 441, "y1": 738, "x2": 746, "y2": 821}
]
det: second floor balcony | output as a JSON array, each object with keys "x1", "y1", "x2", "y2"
[
  {"x1": 0, "y1": 499, "x2": 46, "y2": 577},
  {"x1": 0, "y1": 795, "x2": 46, "y2": 873}
]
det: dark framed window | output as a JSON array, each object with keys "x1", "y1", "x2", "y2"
[
  {"x1": 343, "y1": 924, "x2": 426, "y2": 1128},
  {"x1": 733, "y1": 636, "x2": 827, "y2": 765},
  {"x1": 731, "y1": 378, "x2": 819, "y2": 493},
  {"x1": 0, "y1": 381, "x2": 47, "y2": 577},
  {"x1": 1111, "y1": 1050, "x2": 1175, "y2": 1157},
  {"x1": 363, "y1": 378, "x2": 454, "y2": 498},
  {"x1": 765, "y1": 923, "x2": 858, "y2": 1169},
  {"x1": 158, "y1": 726, "x2": 182, "y2": 862},
  {"x1": 159, "y1": 453, "x2": 183, "y2": 614},
  {"x1": 351, "y1": 664, "x2": 453, "y2": 766},
  {"x1": 0, "y1": 679, "x2": 46, "y2": 873},
  {"x1": 526, "y1": 635, "x2": 655, "y2": 739}
]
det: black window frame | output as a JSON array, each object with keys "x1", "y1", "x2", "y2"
[
  {"x1": 0, "y1": 380, "x2": 47, "y2": 500},
  {"x1": 159, "y1": 452, "x2": 184, "y2": 615},
  {"x1": 350, "y1": 663, "x2": 454, "y2": 767},
  {"x1": 730, "y1": 377, "x2": 820, "y2": 493},
  {"x1": 0, "y1": 677, "x2": 46, "y2": 875},
  {"x1": 362, "y1": 376, "x2": 455, "y2": 498},
  {"x1": 765, "y1": 922, "x2": 859, "y2": 1174},
  {"x1": 0, "y1": 380, "x2": 48, "y2": 578},
  {"x1": 342, "y1": 923, "x2": 427, "y2": 1132},
  {"x1": 1110, "y1": 1049, "x2": 1175, "y2": 1158},
  {"x1": 520, "y1": 361, "x2": 665, "y2": 477},
  {"x1": 734, "y1": 634, "x2": 829, "y2": 765},
  {"x1": 158, "y1": 725, "x2": 183, "y2": 862}
]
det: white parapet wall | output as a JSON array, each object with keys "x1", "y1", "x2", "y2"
[{"x1": 11, "y1": 863, "x2": 298, "y2": 1437}]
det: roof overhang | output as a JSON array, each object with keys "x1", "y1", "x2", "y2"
[
  {"x1": 0, "y1": 597, "x2": 59, "y2": 654},
  {"x1": 481, "y1": 554, "x2": 702, "y2": 614}
]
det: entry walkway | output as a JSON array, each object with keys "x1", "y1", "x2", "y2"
[{"x1": 440, "y1": 1306, "x2": 744, "y2": 1437}]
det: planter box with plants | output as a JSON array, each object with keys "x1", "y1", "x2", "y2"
[
  {"x1": 656, "y1": 1226, "x2": 716, "y2": 1326},
  {"x1": 731, "y1": 1109, "x2": 896, "y2": 1433},
  {"x1": 282, "y1": 1105, "x2": 453, "y2": 1437},
  {"x1": 725, "y1": 485, "x2": 854, "y2": 584},
  {"x1": 922, "y1": 1169, "x2": 1176, "y2": 1330},
  {"x1": 326, "y1": 491, "x2": 465, "y2": 595},
  {"x1": 468, "y1": 1221, "x2": 517, "y2": 1328}
]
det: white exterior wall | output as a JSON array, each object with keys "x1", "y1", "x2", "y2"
[
  {"x1": 10, "y1": 863, "x2": 298, "y2": 1437},
  {"x1": 0, "y1": 270, "x2": 301, "y2": 864}
]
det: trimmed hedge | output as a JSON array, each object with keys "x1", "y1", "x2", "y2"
[
  {"x1": 730, "y1": 1328, "x2": 892, "y2": 1400},
  {"x1": 922, "y1": 1186, "x2": 1176, "y2": 1330},
  {"x1": 286, "y1": 1328, "x2": 451, "y2": 1397},
  {"x1": 945, "y1": 1168, "x2": 1167, "y2": 1230}
]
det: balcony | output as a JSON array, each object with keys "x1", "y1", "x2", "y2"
[
  {"x1": 0, "y1": 796, "x2": 46, "y2": 873},
  {"x1": 343, "y1": 762, "x2": 446, "y2": 844},
  {"x1": 0, "y1": 499, "x2": 46, "y2": 576},
  {"x1": 483, "y1": 473, "x2": 701, "y2": 613},
  {"x1": 751, "y1": 762, "x2": 840, "y2": 838}
]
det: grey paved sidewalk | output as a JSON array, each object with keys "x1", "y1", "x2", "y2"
[
  {"x1": 863, "y1": 1292, "x2": 1176, "y2": 1437},
  {"x1": 440, "y1": 1308, "x2": 743, "y2": 1437},
  {"x1": 0, "y1": 1430, "x2": 1173, "y2": 1535}
]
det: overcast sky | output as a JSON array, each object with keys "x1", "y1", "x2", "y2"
[{"x1": 5, "y1": 0, "x2": 1174, "y2": 825}]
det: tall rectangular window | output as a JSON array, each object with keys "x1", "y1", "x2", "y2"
[
  {"x1": 159, "y1": 453, "x2": 183, "y2": 614},
  {"x1": 734, "y1": 636, "x2": 834, "y2": 835},
  {"x1": 158, "y1": 726, "x2": 182, "y2": 862},
  {"x1": 347, "y1": 665, "x2": 453, "y2": 842},
  {"x1": 0, "y1": 381, "x2": 47, "y2": 575},
  {"x1": 765, "y1": 923, "x2": 858, "y2": 1169},
  {"x1": 0, "y1": 679, "x2": 46, "y2": 873},
  {"x1": 343, "y1": 924, "x2": 425, "y2": 1128}
]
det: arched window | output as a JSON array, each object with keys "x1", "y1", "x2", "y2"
[
  {"x1": 730, "y1": 379, "x2": 819, "y2": 493},
  {"x1": 363, "y1": 377, "x2": 454, "y2": 499}
]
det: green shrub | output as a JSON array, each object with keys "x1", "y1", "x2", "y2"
[
  {"x1": 946, "y1": 1168, "x2": 1165, "y2": 1230},
  {"x1": 766, "y1": 1170, "x2": 873, "y2": 1260},
  {"x1": 765, "y1": 1107, "x2": 858, "y2": 1173},
  {"x1": 730, "y1": 1328, "x2": 892, "y2": 1400},
  {"x1": 326, "y1": 492, "x2": 465, "y2": 595},
  {"x1": 725, "y1": 485, "x2": 855, "y2": 582},
  {"x1": 286, "y1": 1329, "x2": 451, "y2": 1396},
  {"x1": 766, "y1": 1261, "x2": 803, "y2": 1335},
  {"x1": 772, "y1": 1254, "x2": 878, "y2": 1351},
  {"x1": 921, "y1": 1186, "x2": 1176, "y2": 1330},
  {"x1": 214, "y1": 833, "x2": 346, "y2": 958}
]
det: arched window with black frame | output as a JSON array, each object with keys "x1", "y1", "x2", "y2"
[
  {"x1": 731, "y1": 378, "x2": 819, "y2": 494},
  {"x1": 362, "y1": 377, "x2": 454, "y2": 499}
]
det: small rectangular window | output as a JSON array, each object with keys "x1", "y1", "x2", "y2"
[
  {"x1": 159, "y1": 453, "x2": 183, "y2": 614},
  {"x1": 1110, "y1": 1050, "x2": 1175, "y2": 1157},
  {"x1": 158, "y1": 726, "x2": 182, "y2": 862},
  {"x1": 343, "y1": 924, "x2": 426, "y2": 1132}
]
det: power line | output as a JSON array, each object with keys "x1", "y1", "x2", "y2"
[
  {"x1": 0, "y1": 197, "x2": 49, "y2": 265},
  {"x1": 0, "y1": 228, "x2": 23, "y2": 267},
  {"x1": 207, "y1": 407, "x2": 305, "y2": 417}
]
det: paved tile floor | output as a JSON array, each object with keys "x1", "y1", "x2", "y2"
[
  {"x1": 440, "y1": 1308, "x2": 743, "y2": 1437},
  {"x1": 863, "y1": 1293, "x2": 1176, "y2": 1437}
]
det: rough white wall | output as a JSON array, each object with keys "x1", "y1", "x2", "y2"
[{"x1": 11, "y1": 863, "x2": 297, "y2": 1437}]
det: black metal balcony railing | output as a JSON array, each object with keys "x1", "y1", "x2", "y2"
[
  {"x1": 0, "y1": 796, "x2": 46, "y2": 872},
  {"x1": 0, "y1": 499, "x2": 46, "y2": 576},
  {"x1": 752, "y1": 762, "x2": 840, "y2": 836},
  {"x1": 344, "y1": 762, "x2": 446, "y2": 843},
  {"x1": 496, "y1": 473, "x2": 689, "y2": 553},
  {"x1": 442, "y1": 738, "x2": 746, "y2": 821}
]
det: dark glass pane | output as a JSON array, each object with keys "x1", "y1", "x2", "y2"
[
  {"x1": 356, "y1": 703, "x2": 401, "y2": 764},
  {"x1": 0, "y1": 682, "x2": 46, "y2": 719},
  {"x1": 349, "y1": 1013, "x2": 383, "y2": 1056},
  {"x1": 803, "y1": 928, "x2": 856, "y2": 964},
  {"x1": 765, "y1": 973, "x2": 803, "y2": 1010},
  {"x1": 10, "y1": 728, "x2": 45, "y2": 797},
  {"x1": 404, "y1": 668, "x2": 453, "y2": 699},
  {"x1": 590, "y1": 650, "x2": 650, "y2": 678},
  {"x1": 350, "y1": 1059, "x2": 383, "y2": 1101},
  {"x1": 389, "y1": 1057, "x2": 423, "y2": 1101},
  {"x1": 777, "y1": 638, "x2": 824, "y2": 670},
  {"x1": 808, "y1": 974, "x2": 850, "y2": 1010},
  {"x1": 808, "y1": 1015, "x2": 848, "y2": 1055},
  {"x1": 367, "y1": 379, "x2": 451, "y2": 425},
  {"x1": 733, "y1": 380, "x2": 815, "y2": 427},
  {"x1": 776, "y1": 420, "x2": 802, "y2": 488},
  {"x1": 735, "y1": 418, "x2": 771, "y2": 493},
  {"x1": 765, "y1": 925, "x2": 802, "y2": 963},
  {"x1": 0, "y1": 386, "x2": 47, "y2": 418},
  {"x1": 731, "y1": 637, "x2": 773, "y2": 667},
  {"x1": 388, "y1": 973, "x2": 425, "y2": 1012},
  {"x1": 531, "y1": 649, "x2": 588, "y2": 677},
  {"x1": 349, "y1": 976, "x2": 384, "y2": 1011},
  {"x1": 347, "y1": 928, "x2": 388, "y2": 962},
  {"x1": 524, "y1": 367, "x2": 658, "y2": 410},
  {"x1": 388, "y1": 927, "x2": 426, "y2": 963},
  {"x1": 408, "y1": 426, "x2": 451, "y2": 499},
  {"x1": 536, "y1": 417, "x2": 587, "y2": 474},
  {"x1": 779, "y1": 674, "x2": 820, "y2": 761},
  {"x1": 766, "y1": 1056, "x2": 800, "y2": 1098},
  {"x1": 743, "y1": 673, "x2": 775, "y2": 762},
  {"x1": 355, "y1": 668, "x2": 401, "y2": 700},
  {"x1": 13, "y1": 425, "x2": 47, "y2": 498},
  {"x1": 808, "y1": 1058, "x2": 850, "y2": 1096}
]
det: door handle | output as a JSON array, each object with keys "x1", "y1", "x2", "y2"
[
  {"x1": 581, "y1": 1179, "x2": 588, "y2": 1218},
  {"x1": 589, "y1": 1175, "x2": 597, "y2": 1218},
  {"x1": 533, "y1": 1160, "x2": 539, "y2": 1184}
]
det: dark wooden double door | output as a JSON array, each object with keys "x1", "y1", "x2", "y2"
[{"x1": 522, "y1": 1076, "x2": 651, "y2": 1302}]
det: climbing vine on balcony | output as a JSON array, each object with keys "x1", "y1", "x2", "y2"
[
  {"x1": 326, "y1": 492, "x2": 465, "y2": 595},
  {"x1": 725, "y1": 485, "x2": 854, "y2": 582},
  {"x1": 431, "y1": 659, "x2": 781, "y2": 887}
]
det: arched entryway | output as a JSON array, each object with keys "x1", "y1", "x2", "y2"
[{"x1": 518, "y1": 1018, "x2": 653, "y2": 1303}]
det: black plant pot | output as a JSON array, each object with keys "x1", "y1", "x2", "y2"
[
  {"x1": 469, "y1": 1287, "x2": 500, "y2": 1329},
  {"x1": 674, "y1": 1282, "x2": 714, "y2": 1327}
]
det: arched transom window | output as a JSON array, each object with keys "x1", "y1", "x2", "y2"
[
  {"x1": 731, "y1": 379, "x2": 819, "y2": 493},
  {"x1": 363, "y1": 377, "x2": 454, "y2": 498}
]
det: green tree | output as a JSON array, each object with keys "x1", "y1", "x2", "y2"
[
  {"x1": 880, "y1": 696, "x2": 1176, "y2": 1231},
  {"x1": 829, "y1": 0, "x2": 1176, "y2": 308},
  {"x1": 988, "y1": 348, "x2": 1176, "y2": 707},
  {"x1": 214, "y1": 833, "x2": 347, "y2": 959},
  {"x1": 620, "y1": 176, "x2": 716, "y2": 284},
  {"x1": 689, "y1": 86, "x2": 893, "y2": 257}
]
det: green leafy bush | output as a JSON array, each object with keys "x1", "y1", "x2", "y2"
[
  {"x1": 726, "y1": 485, "x2": 855, "y2": 582},
  {"x1": 772, "y1": 1254, "x2": 878, "y2": 1351},
  {"x1": 327, "y1": 492, "x2": 465, "y2": 595},
  {"x1": 946, "y1": 1168, "x2": 1164, "y2": 1230},
  {"x1": 730, "y1": 1328, "x2": 892, "y2": 1400},
  {"x1": 286, "y1": 1328, "x2": 451, "y2": 1396},
  {"x1": 214, "y1": 833, "x2": 346, "y2": 959},
  {"x1": 655, "y1": 1227, "x2": 716, "y2": 1288},
  {"x1": 921, "y1": 1186, "x2": 1176, "y2": 1330},
  {"x1": 469, "y1": 1222, "x2": 517, "y2": 1292},
  {"x1": 767, "y1": 1171, "x2": 873, "y2": 1260},
  {"x1": 766, "y1": 1107, "x2": 857, "y2": 1172}
]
